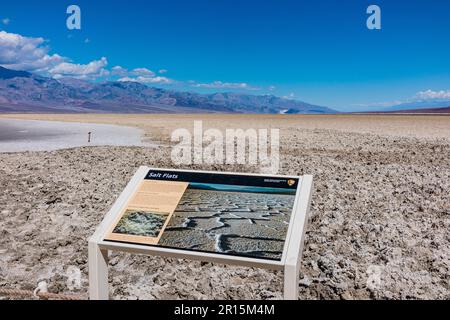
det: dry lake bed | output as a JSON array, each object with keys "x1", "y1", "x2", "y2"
[
  {"x1": 0, "y1": 118, "x2": 149, "y2": 152},
  {"x1": 0, "y1": 114, "x2": 449, "y2": 300}
]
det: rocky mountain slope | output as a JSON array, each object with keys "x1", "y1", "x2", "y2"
[{"x1": 0, "y1": 66, "x2": 336, "y2": 114}]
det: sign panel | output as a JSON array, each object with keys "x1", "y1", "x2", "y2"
[{"x1": 104, "y1": 169, "x2": 300, "y2": 261}]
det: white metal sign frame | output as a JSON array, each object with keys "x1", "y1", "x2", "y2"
[{"x1": 88, "y1": 166, "x2": 313, "y2": 300}]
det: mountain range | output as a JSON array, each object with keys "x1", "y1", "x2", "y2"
[
  {"x1": 382, "y1": 100, "x2": 450, "y2": 112},
  {"x1": 376, "y1": 106, "x2": 450, "y2": 114},
  {"x1": 0, "y1": 66, "x2": 336, "y2": 114}
]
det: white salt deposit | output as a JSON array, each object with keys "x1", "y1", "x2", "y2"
[{"x1": 0, "y1": 119, "x2": 152, "y2": 152}]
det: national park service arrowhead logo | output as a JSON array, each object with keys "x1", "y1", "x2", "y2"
[{"x1": 287, "y1": 179, "x2": 296, "y2": 186}]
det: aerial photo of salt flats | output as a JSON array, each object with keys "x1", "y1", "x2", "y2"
[
  {"x1": 113, "y1": 209, "x2": 169, "y2": 238},
  {"x1": 159, "y1": 184, "x2": 297, "y2": 260}
]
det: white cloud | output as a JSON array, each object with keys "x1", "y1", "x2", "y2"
[
  {"x1": 0, "y1": 31, "x2": 63, "y2": 71},
  {"x1": 118, "y1": 75, "x2": 173, "y2": 84},
  {"x1": 111, "y1": 65, "x2": 128, "y2": 76},
  {"x1": 5, "y1": 53, "x2": 66, "y2": 74},
  {"x1": 0, "y1": 31, "x2": 108, "y2": 79},
  {"x1": 114, "y1": 66, "x2": 173, "y2": 84},
  {"x1": 117, "y1": 77, "x2": 138, "y2": 82},
  {"x1": 415, "y1": 89, "x2": 450, "y2": 100},
  {"x1": 113, "y1": 67, "x2": 172, "y2": 84},
  {"x1": 49, "y1": 57, "x2": 109, "y2": 80},
  {"x1": 193, "y1": 81, "x2": 260, "y2": 91},
  {"x1": 2, "y1": 18, "x2": 10, "y2": 25},
  {"x1": 159, "y1": 69, "x2": 168, "y2": 74},
  {"x1": 139, "y1": 76, "x2": 172, "y2": 84},
  {"x1": 131, "y1": 68, "x2": 155, "y2": 77}
]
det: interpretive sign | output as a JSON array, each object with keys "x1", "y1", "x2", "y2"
[
  {"x1": 105, "y1": 169, "x2": 299, "y2": 260},
  {"x1": 89, "y1": 167, "x2": 313, "y2": 300}
]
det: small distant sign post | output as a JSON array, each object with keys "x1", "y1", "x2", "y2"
[
  {"x1": 88, "y1": 132, "x2": 91, "y2": 143},
  {"x1": 88, "y1": 167, "x2": 313, "y2": 300}
]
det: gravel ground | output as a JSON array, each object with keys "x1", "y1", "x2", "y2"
[{"x1": 0, "y1": 125, "x2": 449, "y2": 300}]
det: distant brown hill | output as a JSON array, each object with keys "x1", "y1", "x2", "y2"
[
  {"x1": 387, "y1": 106, "x2": 450, "y2": 114},
  {"x1": 357, "y1": 106, "x2": 450, "y2": 115}
]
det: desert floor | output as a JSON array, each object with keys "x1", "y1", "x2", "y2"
[{"x1": 0, "y1": 114, "x2": 449, "y2": 299}]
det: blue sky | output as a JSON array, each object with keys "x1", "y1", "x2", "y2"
[{"x1": 1, "y1": 0, "x2": 449, "y2": 110}]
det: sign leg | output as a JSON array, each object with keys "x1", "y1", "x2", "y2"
[
  {"x1": 88, "y1": 241, "x2": 109, "y2": 300},
  {"x1": 283, "y1": 262, "x2": 299, "y2": 300}
]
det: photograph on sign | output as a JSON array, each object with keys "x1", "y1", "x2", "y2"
[
  {"x1": 105, "y1": 170, "x2": 299, "y2": 260},
  {"x1": 112, "y1": 209, "x2": 169, "y2": 237}
]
